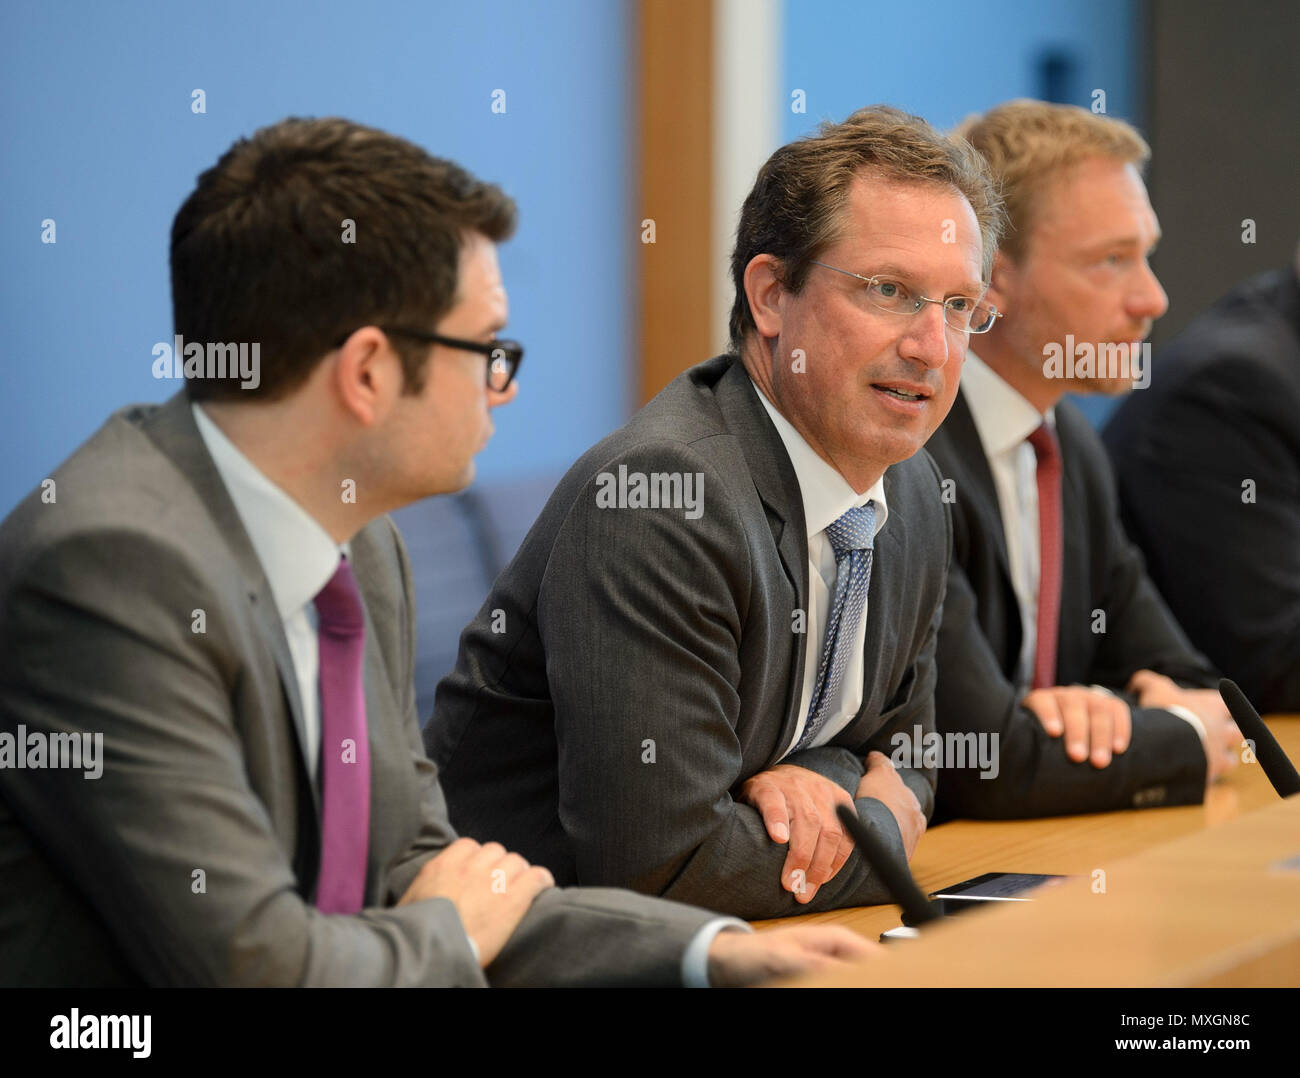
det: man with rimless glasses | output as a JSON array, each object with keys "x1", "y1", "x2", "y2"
[{"x1": 428, "y1": 106, "x2": 1004, "y2": 919}]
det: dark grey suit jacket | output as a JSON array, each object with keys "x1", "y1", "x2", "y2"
[
  {"x1": 0, "y1": 394, "x2": 715, "y2": 986},
  {"x1": 1105, "y1": 268, "x2": 1300, "y2": 713},
  {"x1": 428, "y1": 356, "x2": 947, "y2": 920},
  {"x1": 925, "y1": 389, "x2": 1216, "y2": 821}
]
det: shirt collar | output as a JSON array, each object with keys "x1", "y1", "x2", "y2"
[
  {"x1": 751, "y1": 380, "x2": 889, "y2": 540},
  {"x1": 192, "y1": 403, "x2": 346, "y2": 620},
  {"x1": 961, "y1": 349, "x2": 1055, "y2": 455}
]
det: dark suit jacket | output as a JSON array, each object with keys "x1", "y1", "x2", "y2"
[
  {"x1": 427, "y1": 355, "x2": 948, "y2": 920},
  {"x1": 0, "y1": 394, "x2": 715, "y2": 986},
  {"x1": 924, "y1": 389, "x2": 1217, "y2": 820},
  {"x1": 1105, "y1": 267, "x2": 1300, "y2": 713}
]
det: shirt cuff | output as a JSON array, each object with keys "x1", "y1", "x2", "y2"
[
  {"x1": 682, "y1": 917, "x2": 751, "y2": 987},
  {"x1": 1163, "y1": 704, "x2": 1209, "y2": 751},
  {"x1": 1090, "y1": 683, "x2": 1208, "y2": 750}
]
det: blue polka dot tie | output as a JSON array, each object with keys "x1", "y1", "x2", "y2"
[{"x1": 796, "y1": 501, "x2": 877, "y2": 751}]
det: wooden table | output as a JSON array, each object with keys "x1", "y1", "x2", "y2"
[{"x1": 757, "y1": 716, "x2": 1300, "y2": 986}]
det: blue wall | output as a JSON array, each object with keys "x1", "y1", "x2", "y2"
[
  {"x1": 1, "y1": 0, "x2": 1149, "y2": 518},
  {"x1": 0, "y1": 0, "x2": 630, "y2": 515},
  {"x1": 782, "y1": 0, "x2": 1143, "y2": 428},
  {"x1": 783, "y1": 0, "x2": 1141, "y2": 141}
]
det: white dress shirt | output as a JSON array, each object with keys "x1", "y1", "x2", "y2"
[
  {"x1": 193, "y1": 404, "x2": 740, "y2": 982},
  {"x1": 193, "y1": 403, "x2": 344, "y2": 784},
  {"x1": 752, "y1": 384, "x2": 890, "y2": 757},
  {"x1": 960, "y1": 352, "x2": 1050, "y2": 689},
  {"x1": 959, "y1": 354, "x2": 1207, "y2": 747}
]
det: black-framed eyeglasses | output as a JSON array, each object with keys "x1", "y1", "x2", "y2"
[
  {"x1": 334, "y1": 327, "x2": 524, "y2": 391},
  {"x1": 810, "y1": 261, "x2": 1002, "y2": 334}
]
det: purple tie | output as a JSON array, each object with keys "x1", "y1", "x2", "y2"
[{"x1": 313, "y1": 558, "x2": 371, "y2": 914}]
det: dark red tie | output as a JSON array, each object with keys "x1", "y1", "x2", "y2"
[
  {"x1": 313, "y1": 558, "x2": 371, "y2": 913},
  {"x1": 1027, "y1": 423, "x2": 1063, "y2": 690}
]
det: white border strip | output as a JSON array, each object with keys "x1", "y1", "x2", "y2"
[{"x1": 712, "y1": 0, "x2": 783, "y2": 354}]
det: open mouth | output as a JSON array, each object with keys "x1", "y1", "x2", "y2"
[{"x1": 873, "y1": 384, "x2": 929, "y2": 403}]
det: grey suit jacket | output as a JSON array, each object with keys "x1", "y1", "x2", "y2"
[
  {"x1": 0, "y1": 393, "x2": 714, "y2": 987},
  {"x1": 428, "y1": 356, "x2": 947, "y2": 920}
]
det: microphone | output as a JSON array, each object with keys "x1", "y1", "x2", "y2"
[
  {"x1": 835, "y1": 804, "x2": 941, "y2": 926},
  {"x1": 1219, "y1": 678, "x2": 1300, "y2": 797}
]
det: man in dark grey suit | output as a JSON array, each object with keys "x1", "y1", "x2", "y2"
[
  {"x1": 428, "y1": 106, "x2": 1005, "y2": 919},
  {"x1": 0, "y1": 117, "x2": 871, "y2": 986},
  {"x1": 924, "y1": 100, "x2": 1241, "y2": 821}
]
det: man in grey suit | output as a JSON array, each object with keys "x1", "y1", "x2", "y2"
[
  {"x1": 0, "y1": 117, "x2": 871, "y2": 986},
  {"x1": 428, "y1": 106, "x2": 1004, "y2": 919}
]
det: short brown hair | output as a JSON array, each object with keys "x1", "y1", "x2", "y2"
[
  {"x1": 171, "y1": 117, "x2": 516, "y2": 402},
  {"x1": 954, "y1": 99, "x2": 1150, "y2": 262},
  {"x1": 728, "y1": 104, "x2": 1002, "y2": 352}
]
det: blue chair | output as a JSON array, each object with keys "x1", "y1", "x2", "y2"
[{"x1": 390, "y1": 473, "x2": 559, "y2": 726}]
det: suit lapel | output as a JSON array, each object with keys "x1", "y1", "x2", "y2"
[
  {"x1": 1056, "y1": 415, "x2": 1090, "y2": 674},
  {"x1": 349, "y1": 525, "x2": 411, "y2": 897},
  {"x1": 943, "y1": 391, "x2": 1029, "y2": 670},
  {"x1": 712, "y1": 361, "x2": 811, "y2": 763},
  {"x1": 853, "y1": 470, "x2": 905, "y2": 724},
  {"x1": 140, "y1": 393, "x2": 319, "y2": 810},
  {"x1": 945, "y1": 391, "x2": 1014, "y2": 583}
]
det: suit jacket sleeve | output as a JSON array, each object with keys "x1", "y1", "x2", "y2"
[
  {"x1": 0, "y1": 528, "x2": 487, "y2": 987},
  {"x1": 934, "y1": 546, "x2": 1207, "y2": 819},
  {"x1": 778, "y1": 744, "x2": 869, "y2": 794},
  {"x1": 536, "y1": 444, "x2": 914, "y2": 920},
  {"x1": 381, "y1": 521, "x2": 716, "y2": 987}
]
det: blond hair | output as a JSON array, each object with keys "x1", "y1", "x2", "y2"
[
  {"x1": 729, "y1": 104, "x2": 1003, "y2": 351},
  {"x1": 954, "y1": 99, "x2": 1149, "y2": 261}
]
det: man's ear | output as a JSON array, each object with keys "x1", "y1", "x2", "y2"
[
  {"x1": 333, "y1": 327, "x2": 403, "y2": 426},
  {"x1": 744, "y1": 254, "x2": 785, "y2": 339},
  {"x1": 984, "y1": 249, "x2": 1018, "y2": 314}
]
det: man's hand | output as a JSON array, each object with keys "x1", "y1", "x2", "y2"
[
  {"x1": 397, "y1": 837, "x2": 555, "y2": 967},
  {"x1": 707, "y1": 925, "x2": 878, "y2": 986},
  {"x1": 1022, "y1": 685, "x2": 1132, "y2": 767},
  {"x1": 1126, "y1": 668, "x2": 1185, "y2": 711},
  {"x1": 1128, "y1": 670, "x2": 1242, "y2": 784},
  {"x1": 738, "y1": 763, "x2": 856, "y2": 904},
  {"x1": 855, "y1": 751, "x2": 925, "y2": 859}
]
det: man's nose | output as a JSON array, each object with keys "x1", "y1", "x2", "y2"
[
  {"x1": 1129, "y1": 259, "x2": 1168, "y2": 322},
  {"x1": 488, "y1": 381, "x2": 519, "y2": 409},
  {"x1": 897, "y1": 300, "x2": 950, "y2": 369}
]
